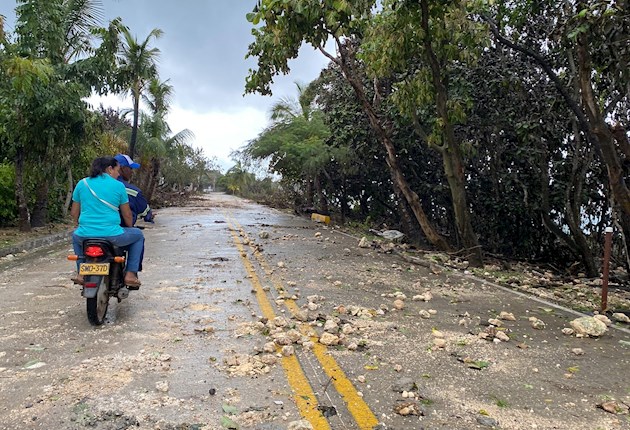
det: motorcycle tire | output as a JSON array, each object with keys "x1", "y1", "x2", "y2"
[{"x1": 86, "y1": 276, "x2": 109, "y2": 325}]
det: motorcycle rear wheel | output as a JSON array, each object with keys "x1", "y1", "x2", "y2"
[{"x1": 87, "y1": 277, "x2": 109, "y2": 325}]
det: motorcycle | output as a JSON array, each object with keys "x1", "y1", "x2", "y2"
[{"x1": 68, "y1": 239, "x2": 136, "y2": 325}]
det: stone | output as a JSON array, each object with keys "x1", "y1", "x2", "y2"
[
  {"x1": 288, "y1": 420, "x2": 314, "y2": 430},
  {"x1": 323, "y1": 320, "x2": 339, "y2": 332},
  {"x1": 393, "y1": 299, "x2": 405, "y2": 310},
  {"x1": 499, "y1": 311, "x2": 516, "y2": 321},
  {"x1": 358, "y1": 237, "x2": 370, "y2": 248},
  {"x1": 570, "y1": 316, "x2": 608, "y2": 337},
  {"x1": 612, "y1": 313, "x2": 630, "y2": 324},
  {"x1": 419, "y1": 310, "x2": 431, "y2": 319},
  {"x1": 593, "y1": 314, "x2": 612, "y2": 326},
  {"x1": 155, "y1": 380, "x2": 169, "y2": 393},
  {"x1": 258, "y1": 231, "x2": 270, "y2": 239},
  {"x1": 319, "y1": 332, "x2": 340, "y2": 346},
  {"x1": 476, "y1": 415, "x2": 499, "y2": 427},
  {"x1": 495, "y1": 331, "x2": 510, "y2": 342}
]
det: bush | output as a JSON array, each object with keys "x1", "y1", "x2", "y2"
[{"x1": 0, "y1": 163, "x2": 16, "y2": 226}]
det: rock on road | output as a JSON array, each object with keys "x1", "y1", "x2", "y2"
[{"x1": 0, "y1": 193, "x2": 629, "y2": 430}]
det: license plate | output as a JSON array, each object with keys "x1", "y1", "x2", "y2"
[{"x1": 79, "y1": 263, "x2": 110, "y2": 275}]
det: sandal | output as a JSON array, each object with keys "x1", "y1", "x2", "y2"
[{"x1": 124, "y1": 277, "x2": 141, "y2": 287}]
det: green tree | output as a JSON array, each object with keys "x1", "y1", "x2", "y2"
[
  {"x1": 246, "y1": 81, "x2": 332, "y2": 213},
  {"x1": 117, "y1": 26, "x2": 163, "y2": 159},
  {"x1": 483, "y1": 0, "x2": 630, "y2": 269},
  {"x1": 361, "y1": 0, "x2": 488, "y2": 265},
  {"x1": 245, "y1": 0, "x2": 450, "y2": 252},
  {"x1": 0, "y1": 0, "x2": 122, "y2": 230}
]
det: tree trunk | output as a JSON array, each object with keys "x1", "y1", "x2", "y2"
[
  {"x1": 576, "y1": 33, "x2": 630, "y2": 269},
  {"x1": 335, "y1": 49, "x2": 450, "y2": 251},
  {"x1": 146, "y1": 157, "x2": 161, "y2": 202},
  {"x1": 314, "y1": 174, "x2": 328, "y2": 214},
  {"x1": 14, "y1": 148, "x2": 30, "y2": 232},
  {"x1": 420, "y1": 0, "x2": 482, "y2": 266},
  {"x1": 30, "y1": 179, "x2": 49, "y2": 227},
  {"x1": 305, "y1": 178, "x2": 314, "y2": 209},
  {"x1": 129, "y1": 89, "x2": 140, "y2": 159},
  {"x1": 390, "y1": 175, "x2": 418, "y2": 242},
  {"x1": 539, "y1": 145, "x2": 598, "y2": 277},
  {"x1": 63, "y1": 167, "x2": 73, "y2": 218}
]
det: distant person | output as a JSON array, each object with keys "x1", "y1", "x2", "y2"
[
  {"x1": 113, "y1": 154, "x2": 154, "y2": 225},
  {"x1": 70, "y1": 156, "x2": 144, "y2": 287}
]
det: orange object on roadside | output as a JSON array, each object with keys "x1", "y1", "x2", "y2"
[{"x1": 311, "y1": 213, "x2": 330, "y2": 224}]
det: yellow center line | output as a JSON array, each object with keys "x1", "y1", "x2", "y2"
[
  {"x1": 226, "y1": 221, "x2": 331, "y2": 430},
  {"x1": 232, "y1": 222, "x2": 380, "y2": 430}
]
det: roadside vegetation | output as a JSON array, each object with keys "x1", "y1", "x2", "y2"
[
  {"x1": 2, "y1": 1, "x2": 630, "y2": 286},
  {"x1": 232, "y1": 0, "x2": 630, "y2": 281},
  {"x1": 0, "y1": 0, "x2": 219, "y2": 233}
]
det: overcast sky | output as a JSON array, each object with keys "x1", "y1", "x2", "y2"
[{"x1": 2, "y1": 1, "x2": 331, "y2": 171}]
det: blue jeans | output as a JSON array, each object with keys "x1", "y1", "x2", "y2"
[{"x1": 72, "y1": 228, "x2": 145, "y2": 273}]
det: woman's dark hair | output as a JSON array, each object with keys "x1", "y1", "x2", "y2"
[{"x1": 89, "y1": 157, "x2": 118, "y2": 178}]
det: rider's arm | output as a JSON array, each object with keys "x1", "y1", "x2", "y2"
[
  {"x1": 120, "y1": 203, "x2": 133, "y2": 227},
  {"x1": 71, "y1": 202, "x2": 80, "y2": 225}
]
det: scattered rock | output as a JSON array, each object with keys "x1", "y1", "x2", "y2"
[
  {"x1": 358, "y1": 237, "x2": 370, "y2": 248},
  {"x1": 529, "y1": 317, "x2": 546, "y2": 330},
  {"x1": 323, "y1": 319, "x2": 339, "y2": 332},
  {"x1": 433, "y1": 338, "x2": 447, "y2": 349},
  {"x1": 393, "y1": 299, "x2": 405, "y2": 310},
  {"x1": 488, "y1": 318, "x2": 503, "y2": 327},
  {"x1": 258, "y1": 231, "x2": 270, "y2": 239},
  {"x1": 593, "y1": 314, "x2": 612, "y2": 326},
  {"x1": 393, "y1": 401, "x2": 423, "y2": 416},
  {"x1": 499, "y1": 311, "x2": 516, "y2": 321},
  {"x1": 570, "y1": 316, "x2": 608, "y2": 337},
  {"x1": 612, "y1": 312, "x2": 630, "y2": 324},
  {"x1": 562, "y1": 328, "x2": 575, "y2": 336},
  {"x1": 572, "y1": 348, "x2": 584, "y2": 356},
  {"x1": 476, "y1": 415, "x2": 499, "y2": 427},
  {"x1": 419, "y1": 310, "x2": 431, "y2": 319},
  {"x1": 155, "y1": 380, "x2": 169, "y2": 393},
  {"x1": 597, "y1": 400, "x2": 630, "y2": 415},
  {"x1": 319, "y1": 332, "x2": 340, "y2": 346},
  {"x1": 495, "y1": 331, "x2": 510, "y2": 342},
  {"x1": 281, "y1": 346, "x2": 295, "y2": 357},
  {"x1": 288, "y1": 419, "x2": 314, "y2": 430}
]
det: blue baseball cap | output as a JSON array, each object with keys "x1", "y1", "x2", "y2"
[{"x1": 114, "y1": 154, "x2": 140, "y2": 169}]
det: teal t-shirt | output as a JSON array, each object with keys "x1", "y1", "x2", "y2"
[{"x1": 72, "y1": 174, "x2": 129, "y2": 237}]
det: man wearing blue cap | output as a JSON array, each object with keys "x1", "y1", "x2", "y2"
[
  {"x1": 113, "y1": 154, "x2": 154, "y2": 226},
  {"x1": 114, "y1": 154, "x2": 153, "y2": 274}
]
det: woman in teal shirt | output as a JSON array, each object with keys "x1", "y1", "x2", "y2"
[{"x1": 71, "y1": 157, "x2": 144, "y2": 287}]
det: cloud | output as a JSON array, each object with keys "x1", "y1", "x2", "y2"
[{"x1": 167, "y1": 104, "x2": 268, "y2": 171}]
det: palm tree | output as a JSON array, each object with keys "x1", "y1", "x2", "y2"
[
  {"x1": 117, "y1": 26, "x2": 163, "y2": 158},
  {"x1": 246, "y1": 81, "x2": 331, "y2": 212}
]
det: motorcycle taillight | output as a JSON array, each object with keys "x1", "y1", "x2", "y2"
[{"x1": 85, "y1": 245, "x2": 105, "y2": 257}]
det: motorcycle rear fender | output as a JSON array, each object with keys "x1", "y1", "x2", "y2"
[{"x1": 82, "y1": 276, "x2": 101, "y2": 298}]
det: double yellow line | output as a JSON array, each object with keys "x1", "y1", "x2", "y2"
[{"x1": 226, "y1": 216, "x2": 378, "y2": 429}]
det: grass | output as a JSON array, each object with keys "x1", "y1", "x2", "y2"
[{"x1": 490, "y1": 395, "x2": 509, "y2": 408}]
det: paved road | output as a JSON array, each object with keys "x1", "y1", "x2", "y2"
[{"x1": 0, "y1": 193, "x2": 629, "y2": 430}]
